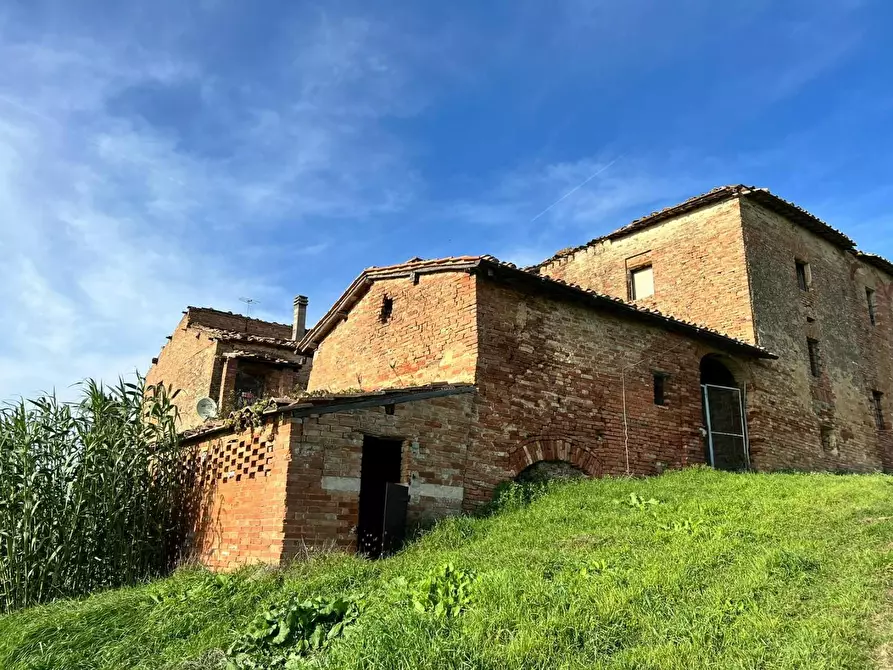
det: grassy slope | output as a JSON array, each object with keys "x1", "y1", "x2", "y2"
[{"x1": 3, "y1": 468, "x2": 893, "y2": 670}]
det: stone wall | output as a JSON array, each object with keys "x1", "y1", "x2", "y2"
[
  {"x1": 307, "y1": 272, "x2": 478, "y2": 392},
  {"x1": 146, "y1": 314, "x2": 221, "y2": 430},
  {"x1": 536, "y1": 199, "x2": 756, "y2": 343},
  {"x1": 465, "y1": 277, "x2": 739, "y2": 507},
  {"x1": 282, "y1": 393, "x2": 474, "y2": 558},
  {"x1": 182, "y1": 392, "x2": 475, "y2": 567},
  {"x1": 187, "y1": 307, "x2": 293, "y2": 340},
  {"x1": 741, "y1": 200, "x2": 893, "y2": 471}
]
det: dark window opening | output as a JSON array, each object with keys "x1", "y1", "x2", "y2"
[
  {"x1": 807, "y1": 338, "x2": 821, "y2": 377},
  {"x1": 379, "y1": 295, "x2": 394, "y2": 323},
  {"x1": 234, "y1": 367, "x2": 266, "y2": 408},
  {"x1": 867, "y1": 288, "x2": 878, "y2": 326},
  {"x1": 796, "y1": 260, "x2": 810, "y2": 292},
  {"x1": 384, "y1": 404, "x2": 395, "y2": 415},
  {"x1": 872, "y1": 391, "x2": 886, "y2": 430},
  {"x1": 653, "y1": 373, "x2": 668, "y2": 406}
]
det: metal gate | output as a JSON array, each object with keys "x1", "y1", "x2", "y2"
[{"x1": 702, "y1": 384, "x2": 750, "y2": 471}]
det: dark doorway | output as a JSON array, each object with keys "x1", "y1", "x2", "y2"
[
  {"x1": 357, "y1": 436, "x2": 407, "y2": 558},
  {"x1": 700, "y1": 355, "x2": 750, "y2": 471}
]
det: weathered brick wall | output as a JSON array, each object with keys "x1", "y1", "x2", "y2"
[
  {"x1": 537, "y1": 199, "x2": 756, "y2": 342},
  {"x1": 307, "y1": 273, "x2": 478, "y2": 392},
  {"x1": 187, "y1": 308, "x2": 293, "y2": 340},
  {"x1": 465, "y1": 277, "x2": 742, "y2": 507},
  {"x1": 741, "y1": 200, "x2": 892, "y2": 471},
  {"x1": 183, "y1": 417, "x2": 292, "y2": 569},
  {"x1": 282, "y1": 394, "x2": 474, "y2": 558},
  {"x1": 146, "y1": 314, "x2": 220, "y2": 430}
]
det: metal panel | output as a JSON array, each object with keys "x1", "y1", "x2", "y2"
[{"x1": 381, "y1": 483, "x2": 410, "y2": 557}]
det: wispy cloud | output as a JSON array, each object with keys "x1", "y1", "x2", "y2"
[{"x1": 0, "y1": 6, "x2": 434, "y2": 400}]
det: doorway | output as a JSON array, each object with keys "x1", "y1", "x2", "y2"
[
  {"x1": 357, "y1": 436, "x2": 408, "y2": 558},
  {"x1": 700, "y1": 355, "x2": 750, "y2": 471}
]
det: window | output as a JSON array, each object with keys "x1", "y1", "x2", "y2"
[
  {"x1": 807, "y1": 338, "x2": 821, "y2": 377},
  {"x1": 866, "y1": 288, "x2": 878, "y2": 326},
  {"x1": 379, "y1": 295, "x2": 394, "y2": 323},
  {"x1": 795, "y1": 260, "x2": 810, "y2": 292},
  {"x1": 630, "y1": 265, "x2": 654, "y2": 300},
  {"x1": 872, "y1": 391, "x2": 886, "y2": 430},
  {"x1": 653, "y1": 373, "x2": 667, "y2": 406}
]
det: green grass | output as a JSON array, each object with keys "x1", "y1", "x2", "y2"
[{"x1": 3, "y1": 468, "x2": 893, "y2": 669}]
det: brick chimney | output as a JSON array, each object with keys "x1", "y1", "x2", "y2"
[{"x1": 293, "y1": 295, "x2": 309, "y2": 340}]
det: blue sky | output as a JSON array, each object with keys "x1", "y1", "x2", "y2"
[{"x1": 1, "y1": 0, "x2": 892, "y2": 400}]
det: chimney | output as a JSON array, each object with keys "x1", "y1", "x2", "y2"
[{"x1": 292, "y1": 295, "x2": 309, "y2": 340}]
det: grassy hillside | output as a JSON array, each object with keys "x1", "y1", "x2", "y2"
[{"x1": 2, "y1": 468, "x2": 893, "y2": 669}]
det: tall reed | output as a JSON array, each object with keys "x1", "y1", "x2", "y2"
[{"x1": 0, "y1": 378, "x2": 192, "y2": 612}]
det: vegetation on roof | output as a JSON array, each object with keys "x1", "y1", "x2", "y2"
[{"x1": 3, "y1": 468, "x2": 893, "y2": 669}]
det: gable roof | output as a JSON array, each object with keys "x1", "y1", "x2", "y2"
[
  {"x1": 298, "y1": 255, "x2": 775, "y2": 360},
  {"x1": 529, "y1": 185, "x2": 872, "y2": 271}
]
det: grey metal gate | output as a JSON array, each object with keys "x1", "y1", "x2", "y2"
[{"x1": 702, "y1": 384, "x2": 750, "y2": 471}]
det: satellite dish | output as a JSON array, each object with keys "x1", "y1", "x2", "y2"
[{"x1": 196, "y1": 397, "x2": 218, "y2": 420}]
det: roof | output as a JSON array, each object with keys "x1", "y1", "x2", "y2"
[
  {"x1": 185, "y1": 306, "x2": 294, "y2": 340},
  {"x1": 180, "y1": 382, "x2": 476, "y2": 443},
  {"x1": 298, "y1": 255, "x2": 776, "y2": 360},
  {"x1": 856, "y1": 252, "x2": 893, "y2": 277},
  {"x1": 204, "y1": 328, "x2": 300, "y2": 350},
  {"x1": 222, "y1": 350, "x2": 305, "y2": 366},
  {"x1": 529, "y1": 185, "x2": 868, "y2": 270}
]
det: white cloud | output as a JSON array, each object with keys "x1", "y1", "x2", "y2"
[{"x1": 0, "y1": 8, "x2": 429, "y2": 401}]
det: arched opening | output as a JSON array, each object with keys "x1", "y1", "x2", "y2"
[
  {"x1": 516, "y1": 460, "x2": 587, "y2": 484},
  {"x1": 700, "y1": 354, "x2": 749, "y2": 471},
  {"x1": 700, "y1": 355, "x2": 738, "y2": 388}
]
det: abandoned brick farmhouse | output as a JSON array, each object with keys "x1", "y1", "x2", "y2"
[{"x1": 146, "y1": 185, "x2": 893, "y2": 568}]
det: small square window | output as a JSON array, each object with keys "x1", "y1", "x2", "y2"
[
  {"x1": 872, "y1": 391, "x2": 886, "y2": 431},
  {"x1": 866, "y1": 288, "x2": 877, "y2": 326},
  {"x1": 807, "y1": 338, "x2": 821, "y2": 377},
  {"x1": 630, "y1": 265, "x2": 654, "y2": 300},
  {"x1": 795, "y1": 261, "x2": 810, "y2": 292},
  {"x1": 653, "y1": 373, "x2": 668, "y2": 406}
]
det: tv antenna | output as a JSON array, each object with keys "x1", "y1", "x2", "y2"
[{"x1": 239, "y1": 297, "x2": 260, "y2": 317}]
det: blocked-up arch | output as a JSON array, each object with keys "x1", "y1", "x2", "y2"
[{"x1": 507, "y1": 436, "x2": 603, "y2": 478}]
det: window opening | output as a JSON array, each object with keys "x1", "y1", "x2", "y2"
[
  {"x1": 867, "y1": 288, "x2": 878, "y2": 326},
  {"x1": 807, "y1": 338, "x2": 821, "y2": 377},
  {"x1": 872, "y1": 391, "x2": 886, "y2": 430},
  {"x1": 796, "y1": 260, "x2": 810, "y2": 292},
  {"x1": 379, "y1": 295, "x2": 394, "y2": 323},
  {"x1": 653, "y1": 373, "x2": 667, "y2": 406},
  {"x1": 630, "y1": 265, "x2": 654, "y2": 300}
]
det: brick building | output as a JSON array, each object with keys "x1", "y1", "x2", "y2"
[
  {"x1": 161, "y1": 185, "x2": 892, "y2": 567},
  {"x1": 146, "y1": 301, "x2": 310, "y2": 430}
]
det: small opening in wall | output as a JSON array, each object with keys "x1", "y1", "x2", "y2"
[
  {"x1": 796, "y1": 260, "x2": 811, "y2": 292},
  {"x1": 380, "y1": 295, "x2": 394, "y2": 323},
  {"x1": 653, "y1": 373, "x2": 668, "y2": 406},
  {"x1": 866, "y1": 287, "x2": 878, "y2": 326},
  {"x1": 384, "y1": 404, "x2": 395, "y2": 415},
  {"x1": 872, "y1": 391, "x2": 886, "y2": 430},
  {"x1": 807, "y1": 338, "x2": 821, "y2": 377}
]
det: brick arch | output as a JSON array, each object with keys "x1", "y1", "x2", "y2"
[{"x1": 507, "y1": 436, "x2": 603, "y2": 478}]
